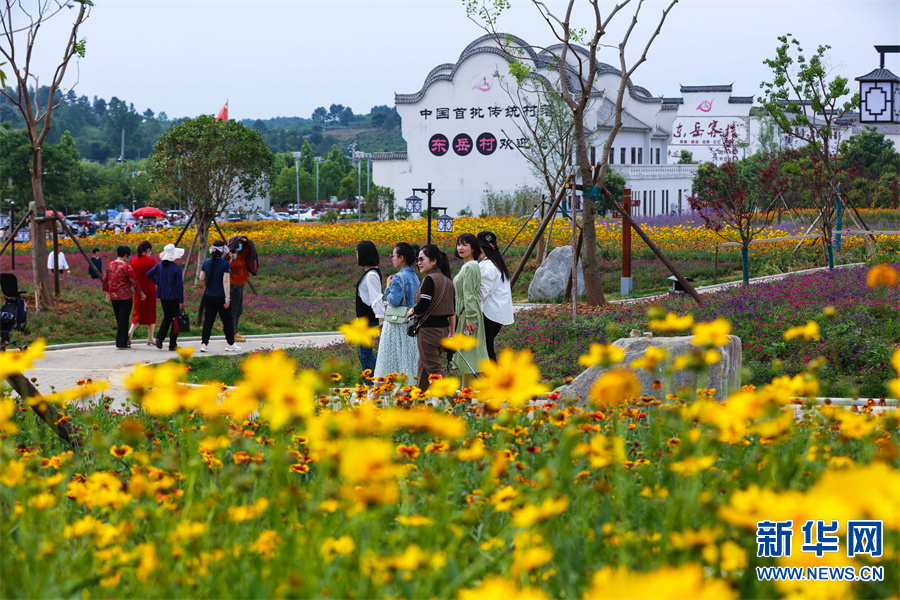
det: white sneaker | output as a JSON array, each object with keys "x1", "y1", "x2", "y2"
[
  {"x1": 200, "y1": 344, "x2": 208, "y2": 353},
  {"x1": 225, "y1": 344, "x2": 242, "y2": 353}
]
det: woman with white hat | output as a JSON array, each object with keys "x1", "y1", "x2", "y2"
[{"x1": 146, "y1": 244, "x2": 185, "y2": 351}]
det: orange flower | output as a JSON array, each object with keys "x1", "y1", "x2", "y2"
[
  {"x1": 396, "y1": 444, "x2": 420, "y2": 460},
  {"x1": 110, "y1": 445, "x2": 133, "y2": 458},
  {"x1": 866, "y1": 263, "x2": 898, "y2": 288}
]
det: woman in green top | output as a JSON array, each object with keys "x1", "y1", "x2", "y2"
[{"x1": 452, "y1": 233, "x2": 489, "y2": 388}]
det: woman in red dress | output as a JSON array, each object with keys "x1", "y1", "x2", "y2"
[{"x1": 129, "y1": 240, "x2": 158, "y2": 345}]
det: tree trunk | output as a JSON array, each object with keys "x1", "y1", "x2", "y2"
[
  {"x1": 29, "y1": 143, "x2": 54, "y2": 308},
  {"x1": 5, "y1": 373, "x2": 79, "y2": 449},
  {"x1": 741, "y1": 245, "x2": 750, "y2": 287},
  {"x1": 194, "y1": 213, "x2": 212, "y2": 284},
  {"x1": 573, "y1": 112, "x2": 606, "y2": 306}
]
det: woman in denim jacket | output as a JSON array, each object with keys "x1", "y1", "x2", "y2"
[{"x1": 373, "y1": 242, "x2": 420, "y2": 382}]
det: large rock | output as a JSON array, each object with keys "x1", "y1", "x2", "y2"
[
  {"x1": 528, "y1": 246, "x2": 584, "y2": 301},
  {"x1": 556, "y1": 335, "x2": 742, "y2": 404}
]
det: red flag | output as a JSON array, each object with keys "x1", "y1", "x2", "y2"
[{"x1": 216, "y1": 102, "x2": 228, "y2": 122}]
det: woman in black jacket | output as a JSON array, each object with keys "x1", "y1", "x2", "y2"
[{"x1": 146, "y1": 244, "x2": 185, "y2": 351}]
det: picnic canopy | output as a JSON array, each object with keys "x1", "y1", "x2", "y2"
[{"x1": 132, "y1": 206, "x2": 166, "y2": 218}]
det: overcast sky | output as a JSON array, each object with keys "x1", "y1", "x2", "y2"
[{"x1": 14, "y1": 0, "x2": 900, "y2": 121}]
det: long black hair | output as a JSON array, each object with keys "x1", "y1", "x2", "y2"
[
  {"x1": 356, "y1": 240, "x2": 379, "y2": 267},
  {"x1": 420, "y1": 244, "x2": 451, "y2": 278},
  {"x1": 394, "y1": 242, "x2": 420, "y2": 267},
  {"x1": 453, "y1": 233, "x2": 482, "y2": 260},
  {"x1": 477, "y1": 230, "x2": 510, "y2": 282}
]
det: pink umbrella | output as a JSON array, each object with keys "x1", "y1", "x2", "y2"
[{"x1": 132, "y1": 206, "x2": 167, "y2": 218}]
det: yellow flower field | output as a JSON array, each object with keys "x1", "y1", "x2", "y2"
[{"x1": 2, "y1": 299, "x2": 898, "y2": 598}]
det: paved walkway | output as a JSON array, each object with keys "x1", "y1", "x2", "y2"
[
  {"x1": 23, "y1": 332, "x2": 343, "y2": 409},
  {"x1": 16, "y1": 263, "x2": 894, "y2": 408}
]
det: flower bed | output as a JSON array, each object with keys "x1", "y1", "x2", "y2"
[{"x1": 2, "y1": 275, "x2": 899, "y2": 598}]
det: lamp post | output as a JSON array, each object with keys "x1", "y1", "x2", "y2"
[
  {"x1": 406, "y1": 182, "x2": 451, "y2": 245},
  {"x1": 314, "y1": 157, "x2": 324, "y2": 203},
  {"x1": 291, "y1": 151, "x2": 302, "y2": 206}
]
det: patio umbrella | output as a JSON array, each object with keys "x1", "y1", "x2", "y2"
[{"x1": 132, "y1": 206, "x2": 166, "y2": 218}]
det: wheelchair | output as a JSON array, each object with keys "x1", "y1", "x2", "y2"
[{"x1": 1, "y1": 273, "x2": 28, "y2": 351}]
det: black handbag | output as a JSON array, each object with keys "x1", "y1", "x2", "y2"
[
  {"x1": 407, "y1": 274, "x2": 447, "y2": 338},
  {"x1": 177, "y1": 309, "x2": 191, "y2": 334}
]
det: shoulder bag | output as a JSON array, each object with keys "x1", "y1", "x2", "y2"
[
  {"x1": 384, "y1": 272, "x2": 411, "y2": 325},
  {"x1": 407, "y1": 274, "x2": 447, "y2": 337}
]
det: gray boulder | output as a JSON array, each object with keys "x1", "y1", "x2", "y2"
[
  {"x1": 528, "y1": 245, "x2": 584, "y2": 301},
  {"x1": 556, "y1": 335, "x2": 742, "y2": 404}
]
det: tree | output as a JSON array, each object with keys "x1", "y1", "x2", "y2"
[
  {"x1": 299, "y1": 139, "x2": 315, "y2": 173},
  {"x1": 677, "y1": 150, "x2": 696, "y2": 164},
  {"x1": 759, "y1": 34, "x2": 861, "y2": 269},
  {"x1": 339, "y1": 106, "x2": 354, "y2": 127},
  {"x1": 837, "y1": 126, "x2": 900, "y2": 180},
  {"x1": 0, "y1": 0, "x2": 91, "y2": 308},
  {"x1": 149, "y1": 115, "x2": 274, "y2": 282},
  {"x1": 690, "y1": 144, "x2": 786, "y2": 286},
  {"x1": 467, "y1": 0, "x2": 683, "y2": 306}
]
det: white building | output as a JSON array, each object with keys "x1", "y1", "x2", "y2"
[{"x1": 373, "y1": 34, "x2": 705, "y2": 218}]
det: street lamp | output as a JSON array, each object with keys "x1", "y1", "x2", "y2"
[
  {"x1": 436, "y1": 210, "x2": 453, "y2": 233},
  {"x1": 314, "y1": 157, "x2": 324, "y2": 203},
  {"x1": 409, "y1": 182, "x2": 441, "y2": 245},
  {"x1": 291, "y1": 151, "x2": 303, "y2": 206}
]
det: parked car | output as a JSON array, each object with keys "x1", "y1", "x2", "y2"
[
  {"x1": 275, "y1": 212, "x2": 291, "y2": 220},
  {"x1": 256, "y1": 210, "x2": 280, "y2": 221},
  {"x1": 227, "y1": 212, "x2": 244, "y2": 223},
  {"x1": 296, "y1": 209, "x2": 318, "y2": 221}
]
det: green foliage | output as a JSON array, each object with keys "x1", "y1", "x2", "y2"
[
  {"x1": 837, "y1": 127, "x2": 900, "y2": 180},
  {"x1": 149, "y1": 115, "x2": 275, "y2": 216},
  {"x1": 319, "y1": 210, "x2": 339, "y2": 224},
  {"x1": 759, "y1": 34, "x2": 859, "y2": 154},
  {"x1": 362, "y1": 185, "x2": 394, "y2": 220},
  {"x1": 677, "y1": 150, "x2": 696, "y2": 164},
  {"x1": 481, "y1": 184, "x2": 540, "y2": 216}
]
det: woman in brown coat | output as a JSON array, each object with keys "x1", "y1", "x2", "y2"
[{"x1": 406, "y1": 244, "x2": 455, "y2": 390}]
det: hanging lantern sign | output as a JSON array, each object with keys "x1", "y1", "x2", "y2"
[
  {"x1": 406, "y1": 194, "x2": 423, "y2": 213},
  {"x1": 436, "y1": 214, "x2": 454, "y2": 233}
]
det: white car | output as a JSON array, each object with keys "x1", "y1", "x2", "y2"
[
  {"x1": 275, "y1": 212, "x2": 291, "y2": 221},
  {"x1": 296, "y1": 209, "x2": 317, "y2": 221}
]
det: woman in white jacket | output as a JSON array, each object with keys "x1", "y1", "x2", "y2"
[{"x1": 476, "y1": 231, "x2": 514, "y2": 362}]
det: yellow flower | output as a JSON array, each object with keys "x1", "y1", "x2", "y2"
[
  {"x1": 228, "y1": 498, "x2": 269, "y2": 523},
  {"x1": 425, "y1": 376, "x2": 460, "y2": 398},
  {"x1": 783, "y1": 321, "x2": 820, "y2": 341},
  {"x1": 441, "y1": 335, "x2": 478, "y2": 351},
  {"x1": 669, "y1": 454, "x2": 717, "y2": 476},
  {"x1": 175, "y1": 346, "x2": 194, "y2": 359},
  {"x1": 511, "y1": 545, "x2": 554, "y2": 576},
  {"x1": 589, "y1": 369, "x2": 641, "y2": 408},
  {"x1": 135, "y1": 543, "x2": 159, "y2": 582},
  {"x1": 584, "y1": 563, "x2": 736, "y2": 599},
  {"x1": 458, "y1": 576, "x2": 549, "y2": 600},
  {"x1": 648, "y1": 312, "x2": 694, "y2": 331},
  {"x1": 474, "y1": 348, "x2": 549, "y2": 410},
  {"x1": 321, "y1": 535, "x2": 355, "y2": 563},
  {"x1": 511, "y1": 496, "x2": 570, "y2": 528},
  {"x1": 339, "y1": 317, "x2": 381, "y2": 347},
  {"x1": 489, "y1": 485, "x2": 518, "y2": 511},
  {"x1": 0, "y1": 398, "x2": 19, "y2": 434},
  {"x1": 866, "y1": 263, "x2": 898, "y2": 288},
  {"x1": 574, "y1": 433, "x2": 625, "y2": 469},
  {"x1": 457, "y1": 438, "x2": 487, "y2": 461},
  {"x1": 578, "y1": 343, "x2": 625, "y2": 368},
  {"x1": 630, "y1": 346, "x2": 667, "y2": 371},
  {"x1": 109, "y1": 445, "x2": 133, "y2": 459},
  {"x1": 230, "y1": 351, "x2": 319, "y2": 430},
  {"x1": 28, "y1": 491, "x2": 56, "y2": 510},
  {"x1": 249, "y1": 530, "x2": 281, "y2": 559},
  {"x1": 396, "y1": 514, "x2": 434, "y2": 527},
  {"x1": 0, "y1": 339, "x2": 45, "y2": 378},
  {"x1": 892, "y1": 348, "x2": 900, "y2": 375},
  {"x1": 692, "y1": 318, "x2": 732, "y2": 347}
]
